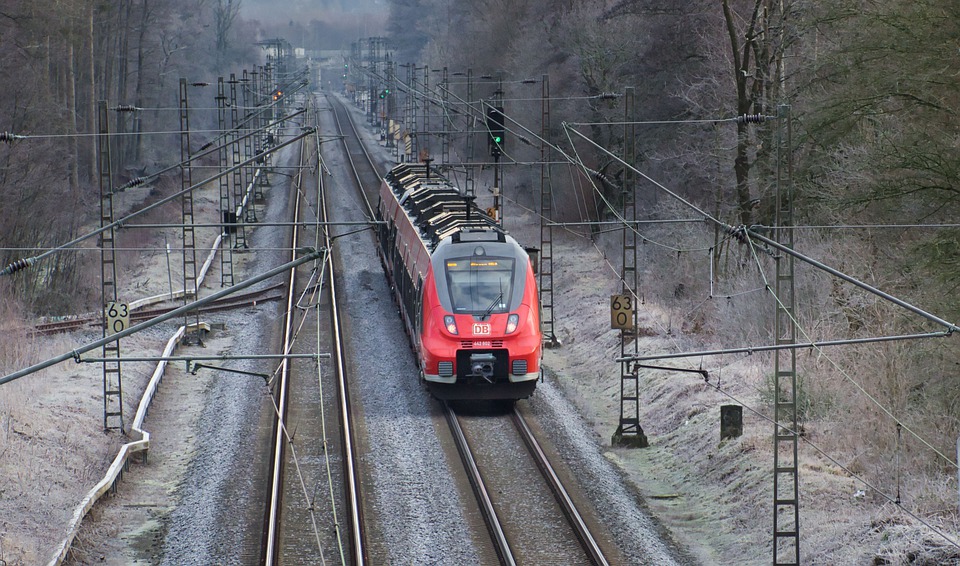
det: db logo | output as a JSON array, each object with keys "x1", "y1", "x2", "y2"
[{"x1": 472, "y1": 323, "x2": 491, "y2": 335}]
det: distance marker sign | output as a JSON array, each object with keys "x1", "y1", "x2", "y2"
[
  {"x1": 105, "y1": 302, "x2": 129, "y2": 335},
  {"x1": 610, "y1": 294, "x2": 634, "y2": 330}
]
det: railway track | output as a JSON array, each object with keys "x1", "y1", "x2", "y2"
[
  {"x1": 447, "y1": 403, "x2": 613, "y2": 565},
  {"x1": 330, "y1": 93, "x2": 384, "y2": 212},
  {"x1": 262, "y1": 93, "x2": 366, "y2": 563},
  {"x1": 329, "y1": 92, "x2": 621, "y2": 564},
  {"x1": 32, "y1": 284, "x2": 286, "y2": 335}
]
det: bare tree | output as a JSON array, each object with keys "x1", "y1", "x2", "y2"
[
  {"x1": 720, "y1": 0, "x2": 790, "y2": 225},
  {"x1": 215, "y1": 0, "x2": 241, "y2": 70}
]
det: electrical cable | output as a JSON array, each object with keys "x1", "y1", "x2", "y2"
[
  {"x1": 0, "y1": 127, "x2": 317, "y2": 278},
  {"x1": 346, "y1": 64, "x2": 960, "y2": 557},
  {"x1": 740, "y1": 230, "x2": 959, "y2": 470}
]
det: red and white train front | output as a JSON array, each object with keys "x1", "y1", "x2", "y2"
[{"x1": 419, "y1": 229, "x2": 541, "y2": 400}]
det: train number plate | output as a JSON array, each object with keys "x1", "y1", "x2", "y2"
[
  {"x1": 472, "y1": 323, "x2": 491, "y2": 335},
  {"x1": 473, "y1": 340, "x2": 492, "y2": 347}
]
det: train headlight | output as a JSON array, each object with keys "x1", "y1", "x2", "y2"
[
  {"x1": 443, "y1": 315, "x2": 459, "y2": 335},
  {"x1": 505, "y1": 313, "x2": 519, "y2": 334}
]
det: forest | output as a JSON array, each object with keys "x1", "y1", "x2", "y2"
[{"x1": 0, "y1": 0, "x2": 371, "y2": 311}]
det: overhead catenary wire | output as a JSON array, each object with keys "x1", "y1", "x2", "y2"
[
  {"x1": 391, "y1": 65, "x2": 960, "y2": 337},
  {"x1": 373, "y1": 57, "x2": 959, "y2": 413},
  {"x1": 562, "y1": 121, "x2": 960, "y2": 333},
  {"x1": 506, "y1": 114, "x2": 960, "y2": 521},
  {"x1": 406, "y1": 71, "x2": 960, "y2": 506},
  {"x1": 361, "y1": 61, "x2": 960, "y2": 550},
  {"x1": 115, "y1": 109, "x2": 310, "y2": 193},
  {"x1": 0, "y1": 248, "x2": 323, "y2": 386},
  {"x1": 0, "y1": 75, "x2": 310, "y2": 144},
  {"x1": 558, "y1": 115, "x2": 960, "y2": 502},
  {"x1": 739, "y1": 231, "x2": 960, "y2": 471},
  {"x1": 700, "y1": 372, "x2": 960, "y2": 551},
  {"x1": 562, "y1": 127, "x2": 722, "y2": 254},
  {"x1": 0, "y1": 127, "x2": 317, "y2": 279}
]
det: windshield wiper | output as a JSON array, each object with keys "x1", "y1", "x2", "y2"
[
  {"x1": 480, "y1": 280, "x2": 504, "y2": 319},
  {"x1": 481, "y1": 291, "x2": 502, "y2": 318}
]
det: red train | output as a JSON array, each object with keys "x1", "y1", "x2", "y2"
[{"x1": 376, "y1": 164, "x2": 542, "y2": 400}]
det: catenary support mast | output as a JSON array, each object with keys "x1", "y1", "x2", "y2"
[{"x1": 98, "y1": 101, "x2": 124, "y2": 433}]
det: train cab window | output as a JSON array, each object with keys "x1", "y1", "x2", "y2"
[{"x1": 444, "y1": 257, "x2": 515, "y2": 315}]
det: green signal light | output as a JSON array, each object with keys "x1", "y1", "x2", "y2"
[{"x1": 493, "y1": 136, "x2": 502, "y2": 143}]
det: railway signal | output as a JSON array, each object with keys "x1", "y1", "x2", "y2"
[{"x1": 486, "y1": 106, "x2": 505, "y2": 157}]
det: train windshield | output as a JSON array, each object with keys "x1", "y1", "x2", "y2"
[{"x1": 444, "y1": 257, "x2": 516, "y2": 315}]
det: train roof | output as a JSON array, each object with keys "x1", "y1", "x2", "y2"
[{"x1": 384, "y1": 164, "x2": 505, "y2": 250}]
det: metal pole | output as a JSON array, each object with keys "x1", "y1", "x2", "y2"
[
  {"x1": 0, "y1": 249, "x2": 323, "y2": 386},
  {"x1": 165, "y1": 237, "x2": 173, "y2": 300}
]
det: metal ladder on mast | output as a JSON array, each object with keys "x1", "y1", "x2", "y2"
[
  {"x1": 773, "y1": 104, "x2": 800, "y2": 565},
  {"x1": 179, "y1": 79, "x2": 201, "y2": 344},
  {"x1": 97, "y1": 100, "x2": 124, "y2": 433},
  {"x1": 539, "y1": 74, "x2": 559, "y2": 347},
  {"x1": 216, "y1": 77, "x2": 235, "y2": 286},
  {"x1": 614, "y1": 87, "x2": 647, "y2": 447}
]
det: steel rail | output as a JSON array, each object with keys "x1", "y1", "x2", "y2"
[
  {"x1": 444, "y1": 404, "x2": 517, "y2": 566},
  {"x1": 32, "y1": 284, "x2": 286, "y2": 335},
  {"x1": 511, "y1": 409, "x2": 610, "y2": 566},
  {"x1": 330, "y1": 96, "x2": 381, "y2": 219},
  {"x1": 264, "y1": 127, "x2": 306, "y2": 564},
  {"x1": 321, "y1": 108, "x2": 368, "y2": 564}
]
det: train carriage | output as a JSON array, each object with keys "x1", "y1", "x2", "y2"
[{"x1": 376, "y1": 163, "x2": 542, "y2": 400}]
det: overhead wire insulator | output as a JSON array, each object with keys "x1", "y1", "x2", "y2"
[
  {"x1": 112, "y1": 105, "x2": 141, "y2": 112},
  {"x1": 116, "y1": 176, "x2": 147, "y2": 192},
  {"x1": 0, "y1": 132, "x2": 25, "y2": 143},
  {"x1": 191, "y1": 82, "x2": 210, "y2": 87},
  {"x1": 727, "y1": 224, "x2": 749, "y2": 244},
  {"x1": 736, "y1": 114, "x2": 767, "y2": 124},
  {"x1": 0, "y1": 257, "x2": 36, "y2": 276}
]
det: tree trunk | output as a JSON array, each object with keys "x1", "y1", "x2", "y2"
[
  {"x1": 116, "y1": 0, "x2": 131, "y2": 166},
  {"x1": 88, "y1": 2, "x2": 97, "y2": 181},
  {"x1": 67, "y1": 41, "x2": 80, "y2": 194},
  {"x1": 133, "y1": 0, "x2": 151, "y2": 162}
]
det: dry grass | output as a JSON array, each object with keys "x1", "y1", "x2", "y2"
[
  {"x1": 0, "y1": 172, "x2": 217, "y2": 564},
  {"x1": 0, "y1": 287, "x2": 122, "y2": 564},
  {"x1": 571, "y1": 209, "x2": 960, "y2": 562}
]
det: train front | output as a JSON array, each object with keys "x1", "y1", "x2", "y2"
[{"x1": 419, "y1": 229, "x2": 542, "y2": 400}]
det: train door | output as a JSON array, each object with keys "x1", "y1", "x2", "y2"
[
  {"x1": 414, "y1": 275, "x2": 424, "y2": 354},
  {"x1": 377, "y1": 218, "x2": 397, "y2": 279},
  {"x1": 388, "y1": 223, "x2": 397, "y2": 272}
]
